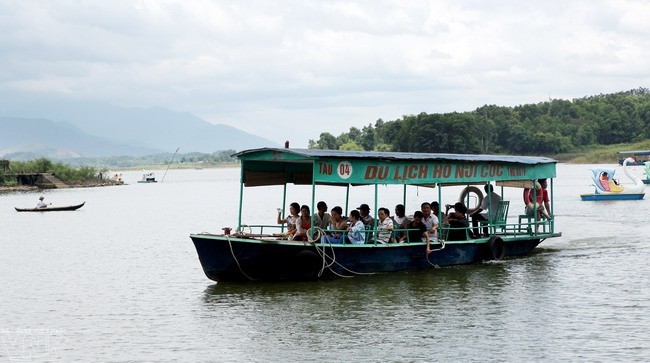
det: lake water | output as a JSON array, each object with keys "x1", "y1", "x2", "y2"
[{"x1": 1, "y1": 164, "x2": 649, "y2": 362}]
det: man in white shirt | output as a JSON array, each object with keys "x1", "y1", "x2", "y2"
[
  {"x1": 376, "y1": 207, "x2": 394, "y2": 244},
  {"x1": 36, "y1": 196, "x2": 48, "y2": 208},
  {"x1": 420, "y1": 202, "x2": 439, "y2": 241},
  {"x1": 470, "y1": 184, "x2": 502, "y2": 238}
]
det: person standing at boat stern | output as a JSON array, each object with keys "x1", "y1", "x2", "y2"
[
  {"x1": 36, "y1": 196, "x2": 48, "y2": 208},
  {"x1": 313, "y1": 201, "x2": 331, "y2": 229},
  {"x1": 356, "y1": 204, "x2": 374, "y2": 226},
  {"x1": 470, "y1": 184, "x2": 502, "y2": 238},
  {"x1": 346, "y1": 210, "x2": 366, "y2": 244}
]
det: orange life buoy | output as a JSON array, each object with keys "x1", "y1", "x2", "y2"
[{"x1": 523, "y1": 182, "x2": 543, "y2": 210}]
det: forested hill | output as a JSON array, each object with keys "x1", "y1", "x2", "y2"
[{"x1": 308, "y1": 88, "x2": 650, "y2": 155}]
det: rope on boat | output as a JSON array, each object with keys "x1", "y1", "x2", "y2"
[
  {"x1": 226, "y1": 234, "x2": 257, "y2": 281},
  {"x1": 425, "y1": 239, "x2": 446, "y2": 268},
  {"x1": 308, "y1": 227, "x2": 376, "y2": 278}
]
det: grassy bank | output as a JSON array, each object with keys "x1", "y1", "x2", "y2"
[{"x1": 552, "y1": 140, "x2": 650, "y2": 163}]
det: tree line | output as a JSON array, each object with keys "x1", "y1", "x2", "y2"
[{"x1": 308, "y1": 88, "x2": 650, "y2": 155}]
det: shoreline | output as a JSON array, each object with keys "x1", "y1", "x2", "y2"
[{"x1": 0, "y1": 180, "x2": 124, "y2": 194}]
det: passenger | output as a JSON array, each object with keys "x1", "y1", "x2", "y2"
[
  {"x1": 345, "y1": 210, "x2": 366, "y2": 244},
  {"x1": 539, "y1": 179, "x2": 552, "y2": 217},
  {"x1": 392, "y1": 204, "x2": 410, "y2": 241},
  {"x1": 444, "y1": 202, "x2": 469, "y2": 241},
  {"x1": 293, "y1": 205, "x2": 312, "y2": 241},
  {"x1": 321, "y1": 206, "x2": 347, "y2": 244},
  {"x1": 392, "y1": 204, "x2": 410, "y2": 227},
  {"x1": 470, "y1": 184, "x2": 502, "y2": 238},
  {"x1": 421, "y1": 202, "x2": 439, "y2": 240},
  {"x1": 356, "y1": 203, "x2": 374, "y2": 226},
  {"x1": 313, "y1": 201, "x2": 331, "y2": 229},
  {"x1": 277, "y1": 202, "x2": 300, "y2": 236},
  {"x1": 36, "y1": 196, "x2": 48, "y2": 208},
  {"x1": 431, "y1": 201, "x2": 441, "y2": 220},
  {"x1": 399, "y1": 211, "x2": 429, "y2": 246},
  {"x1": 376, "y1": 207, "x2": 394, "y2": 244}
]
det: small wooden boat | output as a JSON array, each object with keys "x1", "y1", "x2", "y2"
[{"x1": 15, "y1": 202, "x2": 85, "y2": 212}]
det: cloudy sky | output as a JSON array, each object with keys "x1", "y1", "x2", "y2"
[{"x1": 1, "y1": 0, "x2": 649, "y2": 146}]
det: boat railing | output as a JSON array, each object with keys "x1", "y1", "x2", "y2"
[{"x1": 237, "y1": 218, "x2": 555, "y2": 241}]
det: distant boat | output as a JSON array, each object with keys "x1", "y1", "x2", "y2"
[
  {"x1": 580, "y1": 157, "x2": 645, "y2": 201},
  {"x1": 138, "y1": 171, "x2": 157, "y2": 183},
  {"x1": 617, "y1": 150, "x2": 650, "y2": 166},
  {"x1": 15, "y1": 202, "x2": 85, "y2": 212}
]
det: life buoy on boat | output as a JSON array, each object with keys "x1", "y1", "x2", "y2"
[
  {"x1": 458, "y1": 186, "x2": 484, "y2": 214},
  {"x1": 523, "y1": 181, "x2": 543, "y2": 211},
  {"x1": 485, "y1": 236, "x2": 505, "y2": 261}
]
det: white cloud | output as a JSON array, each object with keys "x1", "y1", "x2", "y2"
[{"x1": 1, "y1": 0, "x2": 649, "y2": 146}]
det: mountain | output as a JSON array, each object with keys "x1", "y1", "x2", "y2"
[
  {"x1": 0, "y1": 117, "x2": 160, "y2": 158},
  {"x1": 2, "y1": 100, "x2": 279, "y2": 153}
]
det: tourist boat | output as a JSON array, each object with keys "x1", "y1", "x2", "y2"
[
  {"x1": 580, "y1": 157, "x2": 645, "y2": 201},
  {"x1": 617, "y1": 150, "x2": 650, "y2": 166},
  {"x1": 190, "y1": 148, "x2": 562, "y2": 282},
  {"x1": 15, "y1": 202, "x2": 85, "y2": 212},
  {"x1": 644, "y1": 161, "x2": 650, "y2": 185},
  {"x1": 137, "y1": 171, "x2": 157, "y2": 183}
]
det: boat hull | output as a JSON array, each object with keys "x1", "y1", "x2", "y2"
[
  {"x1": 580, "y1": 193, "x2": 645, "y2": 201},
  {"x1": 190, "y1": 234, "x2": 550, "y2": 282},
  {"x1": 15, "y1": 202, "x2": 85, "y2": 212}
]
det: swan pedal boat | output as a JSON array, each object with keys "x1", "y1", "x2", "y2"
[
  {"x1": 580, "y1": 157, "x2": 645, "y2": 201},
  {"x1": 190, "y1": 148, "x2": 562, "y2": 282},
  {"x1": 15, "y1": 202, "x2": 85, "y2": 212}
]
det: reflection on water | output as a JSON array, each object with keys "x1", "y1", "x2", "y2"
[{"x1": 1, "y1": 165, "x2": 649, "y2": 361}]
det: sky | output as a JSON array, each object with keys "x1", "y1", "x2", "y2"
[{"x1": 1, "y1": 0, "x2": 649, "y2": 147}]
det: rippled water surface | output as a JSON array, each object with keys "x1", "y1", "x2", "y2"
[{"x1": 1, "y1": 164, "x2": 649, "y2": 361}]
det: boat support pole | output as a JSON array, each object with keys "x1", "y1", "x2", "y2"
[
  {"x1": 372, "y1": 184, "x2": 379, "y2": 244},
  {"x1": 281, "y1": 183, "x2": 287, "y2": 233},
  {"x1": 345, "y1": 184, "x2": 350, "y2": 216},
  {"x1": 310, "y1": 168, "x2": 316, "y2": 240},
  {"x1": 237, "y1": 165, "x2": 245, "y2": 232}
]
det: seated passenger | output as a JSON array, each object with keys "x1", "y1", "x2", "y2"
[
  {"x1": 444, "y1": 202, "x2": 469, "y2": 241},
  {"x1": 292, "y1": 205, "x2": 312, "y2": 241},
  {"x1": 277, "y1": 202, "x2": 300, "y2": 236},
  {"x1": 313, "y1": 201, "x2": 331, "y2": 229},
  {"x1": 356, "y1": 203, "x2": 374, "y2": 226},
  {"x1": 421, "y1": 202, "x2": 439, "y2": 241},
  {"x1": 392, "y1": 204, "x2": 410, "y2": 239},
  {"x1": 321, "y1": 206, "x2": 347, "y2": 244},
  {"x1": 399, "y1": 211, "x2": 429, "y2": 245},
  {"x1": 470, "y1": 184, "x2": 502, "y2": 238},
  {"x1": 376, "y1": 207, "x2": 394, "y2": 244},
  {"x1": 345, "y1": 210, "x2": 366, "y2": 244}
]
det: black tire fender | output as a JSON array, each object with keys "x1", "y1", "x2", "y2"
[
  {"x1": 293, "y1": 250, "x2": 321, "y2": 279},
  {"x1": 486, "y1": 235, "x2": 505, "y2": 261}
]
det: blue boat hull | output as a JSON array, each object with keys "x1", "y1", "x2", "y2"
[
  {"x1": 190, "y1": 234, "x2": 547, "y2": 282},
  {"x1": 580, "y1": 193, "x2": 645, "y2": 201}
]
